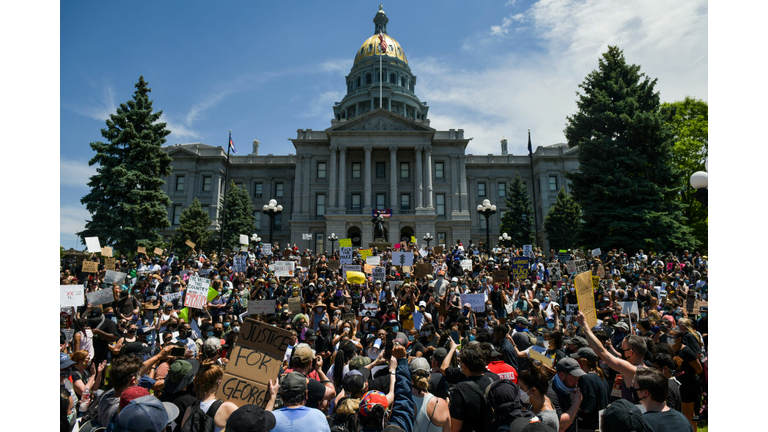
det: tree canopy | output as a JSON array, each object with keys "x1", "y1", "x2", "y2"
[
  {"x1": 173, "y1": 198, "x2": 212, "y2": 256},
  {"x1": 499, "y1": 173, "x2": 536, "y2": 247},
  {"x1": 215, "y1": 181, "x2": 256, "y2": 251},
  {"x1": 544, "y1": 187, "x2": 581, "y2": 251}
]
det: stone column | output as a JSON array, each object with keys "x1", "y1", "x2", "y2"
[
  {"x1": 302, "y1": 156, "x2": 310, "y2": 213},
  {"x1": 338, "y1": 147, "x2": 347, "y2": 210},
  {"x1": 364, "y1": 146, "x2": 372, "y2": 210},
  {"x1": 451, "y1": 155, "x2": 459, "y2": 212},
  {"x1": 293, "y1": 155, "x2": 303, "y2": 214},
  {"x1": 390, "y1": 146, "x2": 397, "y2": 211},
  {"x1": 459, "y1": 156, "x2": 468, "y2": 213},
  {"x1": 328, "y1": 147, "x2": 337, "y2": 209},
  {"x1": 415, "y1": 146, "x2": 423, "y2": 209},
  {"x1": 425, "y1": 147, "x2": 433, "y2": 208}
]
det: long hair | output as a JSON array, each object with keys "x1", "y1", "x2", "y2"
[
  {"x1": 677, "y1": 318, "x2": 703, "y2": 346},
  {"x1": 334, "y1": 340, "x2": 357, "y2": 389}
]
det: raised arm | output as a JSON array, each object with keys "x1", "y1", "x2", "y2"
[{"x1": 575, "y1": 311, "x2": 636, "y2": 378}]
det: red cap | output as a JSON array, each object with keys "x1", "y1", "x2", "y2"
[
  {"x1": 359, "y1": 390, "x2": 388, "y2": 416},
  {"x1": 119, "y1": 385, "x2": 150, "y2": 409}
]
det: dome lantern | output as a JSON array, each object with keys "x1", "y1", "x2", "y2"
[{"x1": 374, "y1": 4, "x2": 388, "y2": 35}]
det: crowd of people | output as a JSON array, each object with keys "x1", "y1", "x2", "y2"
[{"x1": 60, "y1": 241, "x2": 708, "y2": 432}]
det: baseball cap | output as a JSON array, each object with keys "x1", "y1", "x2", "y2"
[
  {"x1": 226, "y1": 404, "x2": 277, "y2": 432},
  {"x1": 304, "y1": 329, "x2": 318, "y2": 341},
  {"x1": 116, "y1": 395, "x2": 179, "y2": 432},
  {"x1": 570, "y1": 347, "x2": 598, "y2": 362},
  {"x1": 203, "y1": 337, "x2": 222, "y2": 357},
  {"x1": 433, "y1": 347, "x2": 448, "y2": 364},
  {"x1": 418, "y1": 300, "x2": 427, "y2": 308},
  {"x1": 359, "y1": 390, "x2": 389, "y2": 416},
  {"x1": 280, "y1": 372, "x2": 308, "y2": 394},
  {"x1": 163, "y1": 359, "x2": 200, "y2": 394},
  {"x1": 60, "y1": 353, "x2": 75, "y2": 369},
  {"x1": 555, "y1": 358, "x2": 586, "y2": 378},
  {"x1": 119, "y1": 386, "x2": 150, "y2": 409},
  {"x1": 451, "y1": 277, "x2": 459, "y2": 282},
  {"x1": 613, "y1": 322, "x2": 630, "y2": 332},
  {"x1": 342, "y1": 370, "x2": 366, "y2": 395},
  {"x1": 601, "y1": 399, "x2": 653, "y2": 432},
  {"x1": 292, "y1": 344, "x2": 315, "y2": 363},
  {"x1": 409, "y1": 357, "x2": 430, "y2": 373},
  {"x1": 509, "y1": 416, "x2": 551, "y2": 432},
  {"x1": 515, "y1": 317, "x2": 529, "y2": 326}
]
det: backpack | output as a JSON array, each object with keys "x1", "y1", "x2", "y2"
[
  {"x1": 463, "y1": 378, "x2": 495, "y2": 432},
  {"x1": 180, "y1": 400, "x2": 224, "y2": 432}
]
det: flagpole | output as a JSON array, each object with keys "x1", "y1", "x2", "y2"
[
  {"x1": 379, "y1": 42, "x2": 383, "y2": 108},
  {"x1": 219, "y1": 130, "x2": 232, "y2": 257},
  {"x1": 528, "y1": 129, "x2": 539, "y2": 246}
]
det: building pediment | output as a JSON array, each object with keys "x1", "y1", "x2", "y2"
[{"x1": 327, "y1": 108, "x2": 434, "y2": 133}]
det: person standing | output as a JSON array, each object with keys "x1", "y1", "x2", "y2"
[
  {"x1": 270, "y1": 372, "x2": 331, "y2": 432},
  {"x1": 546, "y1": 358, "x2": 584, "y2": 432},
  {"x1": 569, "y1": 348, "x2": 608, "y2": 432},
  {"x1": 633, "y1": 368, "x2": 693, "y2": 432}
]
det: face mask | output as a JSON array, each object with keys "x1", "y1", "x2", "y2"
[
  {"x1": 547, "y1": 322, "x2": 554, "y2": 329},
  {"x1": 700, "y1": 313, "x2": 706, "y2": 318},
  {"x1": 213, "y1": 330, "x2": 223, "y2": 338},
  {"x1": 544, "y1": 297, "x2": 550, "y2": 303},
  {"x1": 570, "y1": 288, "x2": 575, "y2": 292},
  {"x1": 343, "y1": 327, "x2": 350, "y2": 333},
  {"x1": 408, "y1": 335, "x2": 415, "y2": 342},
  {"x1": 468, "y1": 334, "x2": 476, "y2": 342},
  {"x1": 632, "y1": 388, "x2": 647, "y2": 402},
  {"x1": 317, "y1": 307, "x2": 323, "y2": 313},
  {"x1": 233, "y1": 326, "x2": 239, "y2": 333},
  {"x1": 519, "y1": 390, "x2": 531, "y2": 404},
  {"x1": 392, "y1": 326, "x2": 399, "y2": 333},
  {"x1": 207, "y1": 331, "x2": 214, "y2": 338}
]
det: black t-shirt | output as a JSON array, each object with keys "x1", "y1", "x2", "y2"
[
  {"x1": 93, "y1": 319, "x2": 121, "y2": 363},
  {"x1": 428, "y1": 372, "x2": 448, "y2": 399},
  {"x1": 667, "y1": 377, "x2": 682, "y2": 412},
  {"x1": 448, "y1": 374, "x2": 495, "y2": 432},
  {"x1": 115, "y1": 295, "x2": 141, "y2": 317},
  {"x1": 305, "y1": 378, "x2": 327, "y2": 409},
  {"x1": 71, "y1": 369, "x2": 91, "y2": 386},
  {"x1": 576, "y1": 372, "x2": 609, "y2": 430},
  {"x1": 643, "y1": 410, "x2": 694, "y2": 432},
  {"x1": 407, "y1": 341, "x2": 426, "y2": 357}
]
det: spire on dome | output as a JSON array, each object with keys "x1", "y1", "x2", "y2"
[{"x1": 374, "y1": 4, "x2": 388, "y2": 35}]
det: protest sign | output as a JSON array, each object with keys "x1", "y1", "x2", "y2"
[
  {"x1": 414, "y1": 263, "x2": 433, "y2": 279},
  {"x1": 342, "y1": 312, "x2": 356, "y2": 323},
  {"x1": 301, "y1": 233, "x2": 312, "y2": 241},
  {"x1": 137, "y1": 246, "x2": 146, "y2": 254},
  {"x1": 388, "y1": 281, "x2": 403, "y2": 293},
  {"x1": 185, "y1": 276, "x2": 210, "y2": 309},
  {"x1": 153, "y1": 247, "x2": 164, "y2": 255},
  {"x1": 523, "y1": 245, "x2": 533, "y2": 258},
  {"x1": 104, "y1": 257, "x2": 116, "y2": 271},
  {"x1": 575, "y1": 251, "x2": 585, "y2": 259},
  {"x1": 565, "y1": 304, "x2": 578, "y2": 323},
  {"x1": 241, "y1": 246, "x2": 249, "y2": 252},
  {"x1": 60, "y1": 285, "x2": 84, "y2": 308},
  {"x1": 393, "y1": 243, "x2": 401, "y2": 250},
  {"x1": 372, "y1": 266, "x2": 386, "y2": 282},
  {"x1": 528, "y1": 347, "x2": 554, "y2": 367},
  {"x1": 87, "y1": 289, "x2": 116, "y2": 306},
  {"x1": 339, "y1": 238, "x2": 352, "y2": 248},
  {"x1": 592, "y1": 275, "x2": 600, "y2": 291},
  {"x1": 363, "y1": 264, "x2": 374, "y2": 274},
  {"x1": 618, "y1": 301, "x2": 639, "y2": 316},
  {"x1": 460, "y1": 293, "x2": 486, "y2": 312},
  {"x1": 410, "y1": 236, "x2": 417, "y2": 244},
  {"x1": 162, "y1": 292, "x2": 183, "y2": 303},
  {"x1": 282, "y1": 249, "x2": 292, "y2": 258},
  {"x1": 548, "y1": 264, "x2": 562, "y2": 282},
  {"x1": 460, "y1": 259, "x2": 473, "y2": 271},
  {"x1": 233, "y1": 255, "x2": 248, "y2": 273},
  {"x1": 85, "y1": 237, "x2": 101, "y2": 253},
  {"x1": 286, "y1": 297, "x2": 302, "y2": 314},
  {"x1": 239, "y1": 234, "x2": 249, "y2": 245},
  {"x1": 328, "y1": 259, "x2": 340, "y2": 270},
  {"x1": 566, "y1": 260, "x2": 589, "y2": 275},
  {"x1": 358, "y1": 303, "x2": 379, "y2": 317},
  {"x1": 249, "y1": 300, "x2": 277, "y2": 316},
  {"x1": 558, "y1": 252, "x2": 570, "y2": 263},
  {"x1": 419, "y1": 248, "x2": 428, "y2": 258},
  {"x1": 185, "y1": 239, "x2": 196, "y2": 249},
  {"x1": 391, "y1": 252, "x2": 413, "y2": 267},
  {"x1": 591, "y1": 248, "x2": 602, "y2": 257},
  {"x1": 261, "y1": 244, "x2": 272, "y2": 256},
  {"x1": 198, "y1": 268, "x2": 212, "y2": 277},
  {"x1": 434, "y1": 246, "x2": 444, "y2": 255},
  {"x1": 574, "y1": 271, "x2": 597, "y2": 329},
  {"x1": 82, "y1": 260, "x2": 99, "y2": 273},
  {"x1": 366, "y1": 255, "x2": 380, "y2": 266},
  {"x1": 359, "y1": 249, "x2": 373, "y2": 260},
  {"x1": 101, "y1": 246, "x2": 113, "y2": 257},
  {"x1": 274, "y1": 261, "x2": 295, "y2": 278},
  {"x1": 339, "y1": 247, "x2": 354, "y2": 265},
  {"x1": 62, "y1": 329, "x2": 75, "y2": 343},
  {"x1": 301, "y1": 257, "x2": 311, "y2": 268},
  {"x1": 104, "y1": 270, "x2": 127, "y2": 285},
  {"x1": 510, "y1": 256, "x2": 529, "y2": 280},
  {"x1": 346, "y1": 271, "x2": 365, "y2": 284},
  {"x1": 343, "y1": 265, "x2": 362, "y2": 279},
  {"x1": 493, "y1": 269, "x2": 510, "y2": 283}
]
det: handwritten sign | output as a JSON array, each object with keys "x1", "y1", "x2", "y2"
[
  {"x1": 82, "y1": 260, "x2": 99, "y2": 273},
  {"x1": 261, "y1": 244, "x2": 272, "y2": 256},
  {"x1": 85, "y1": 237, "x2": 101, "y2": 253},
  {"x1": 359, "y1": 303, "x2": 378, "y2": 317},
  {"x1": 184, "y1": 276, "x2": 210, "y2": 309},
  {"x1": 248, "y1": 300, "x2": 277, "y2": 316},
  {"x1": 548, "y1": 264, "x2": 562, "y2": 282},
  {"x1": 273, "y1": 261, "x2": 295, "y2": 278},
  {"x1": 104, "y1": 257, "x2": 116, "y2": 271},
  {"x1": 137, "y1": 246, "x2": 146, "y2": 254},
  {"x1": 528, "y1": 347, "x2": 554, "y2": 366},
  {"x1": 566, "y1": 259, "x2": 589, "y2": 275},
  {"x1": 414, "y1": 263, "x2": 433, "y2": 279},
  {"x1": 359, "y1": 249, "x2": 373, "y2": 260},
  {"x1": 434, "y1": 246, "x2": 444, "y2": 255},
  {"x1": 372, "y1": 266, "x2": 386, "y2": 282},
  {"x1": 558, "y1": 252, "x2": 570, "y2": 263},
  {"x1": 60, "y1": 285, "x2": 85, "y2": 308},
  {"x1": 101, "y1": 246, "x2": 113, "y2": 257},
  {"x1": 510, "y1": 256, "x2": 529, "y2": 280},
  {"x1": 565, "y1": 304, "x2": 578, "y2": 323},
  {"x1": 339, "y1": 247, "x2": 354, "y2": 265},
  {"x1": 328, "y1": 259, "x2": 340, "y2": 270},
  {"x1": 286, "y1": 297, "x2": 302, "y2": 315},
  {"x1": 366, "y1": 255, "x2": 381, "y2": 266},
  {"x1": 493, "y1": 269, "x2": 510, "y2": 283},
  {"x1": 87, "y1": 289, "x2": 115, "y2": 306},
  {"x1": 301, "y1": 257, "x2": 311, "y2": 268},
  {"x1": 460, "y1": 259, "x2": 473, "y2": 271},
  {"x1": 523, "y1": 245, "x2": 533, "y2": 258},
  {"x1": 162, "y1": 292, "x2": 183, "y2": 303},
  {"x1": 460, "y1": 293, "x2": 486, "y2": 312},
  {"x1": 233, "y1": 255, "x2": 248, "y2": 273},
  {"x1": 339, "y1": 238, "x2": 352, "y2": 248},
  {"x1": 574, "y1": 271, "x2": 597, "y2": 329},
  {"x1": 591, "y1": 248, "x2": 602, "y2": 257},
  {"x1": 185, "y1": 239, "x2": 196, "y2": 249},
  {"x1": 391, "y1": 252, "x2": 413, "y2": 267},
  {"x1": 104, "y1": 270, "x2": 127, "y2": 285},
  {"x1": 153, "y1": 247, "x2": 164, "y2": 255}
]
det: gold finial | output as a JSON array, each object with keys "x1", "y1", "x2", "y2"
[{"x1": 379, "y1": 4, "x2": 383, "y2": 11}]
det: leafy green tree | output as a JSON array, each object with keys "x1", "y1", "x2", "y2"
[
  {"x1": 544, "y1": 187, "x2": 581, "y2": 251},
  {"x1": 214, "y1": 181, "x2": 256, "y2": 250},
  {"x1": 499, "y1": 173, "x2": 536, "y2": 247},
  {"x1": 173, "y1": 198, "x2": 212, "y2": 255},
  {"x1": 662, "y1": 97, "x2": 708, "y2": 252},
  {"x1": 78, "y1": 76, "x2": 173, "y2": 254},
  {"x1": 564, "y1": 46, "x2": 696, "y2": 253}
]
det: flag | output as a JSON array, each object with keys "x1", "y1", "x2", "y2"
[
  {"x1": 527, "y1": 130, "x2": 532, "y2": 154},
  {"x1": 229, "y1": 136, "x2": 237, "y2": 153},
  {"x1": 378, "y1": 33, "x2": 387, "y2": 53}
]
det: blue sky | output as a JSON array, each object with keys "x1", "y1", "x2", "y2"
[{"x1": 59, "y1": 0, "x2": 709, "y2": 248}]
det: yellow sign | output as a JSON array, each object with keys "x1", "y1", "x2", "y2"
[
  {"x1": 592, "y1": 275, "x2": 600, "y2": 291},
  {"x1": 339, "y1": 238, "x2": 352, "y2": 248},
  {"x1": 137, "y1": 246, "x2": 146, "y2": 254},
  {"x1": 346, "y1": 271, "x2": 365, "y2": 284},
  {"x1": 575, "y1": 271, "x2": 597, "y2": 329},
  {"x1": 185, "y1": 240, "x2": 196, "y2": 249},
  {"x1": 529, "y1": 348, "x2": 554, "y2": 366},
  {"x1": 410, "y1": 236, "x2": 416, "y2": 244},
  {"x1": 359, "y1": 249, "x2": 373, "y2": 259}
]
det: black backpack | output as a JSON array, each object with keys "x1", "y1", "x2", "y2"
[
  {"x1": 180, "y1": 400, "x2": 223, "y2": 432},
  {"x1": 462, "y1": 378, "x2": 495, "y2": 432}
]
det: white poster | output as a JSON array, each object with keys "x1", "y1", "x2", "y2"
[
  {"x1": 391, "y1": 252, "x2": 413, "y2": 267},
  {"x1": 592, "y1": 248, "x2": 602, "y2": 257},
  {"x1": 343, "y1": 265, "x2": 362, "y2": 279},
  {"x1": 358, "y1": 303, "x2": 379, "y2": 317},
  {"x1": 618, "y1": 301, "x2": 639, "y2": 316},
  {"x1": 340, "y1": 247, "x2": 354, "y2": 265},
  {"x1": 459, "y1": 293, "x2": 486, "y2": 312},
  {"x1": 60, "y1": 285, "x2": 85, "y2": 308},
  {"x1": 274, "y1": 261, "x2": 296, "y2": 277},
  {"x1": 240, "y1": 234, "x2": 249, "y2": 245},
  {"x1": 261, "y1": 244, "x2": 273, "y2": 256},
  {"x1": 85, "y1": 237, "x2": 101, "y2": 253},
  {"x1": 198, "y1": 268, "x2": 212, "y2": 277},
  {"x1": 419, "y1": 248, "x2": 428, "y2": 257},
  {"x1": 104, "y1": 270, "x2": 127, "y2": 285},
  {"x1": 372, "y1": 266, "x2": 386, "y2": 282},
  {"x1": 523, "y1": 245, "x2": 533, "y2": 258},
  {"x1": 366, "y1": 256, "x2": 381, "y2": 266},
  {"x1": 162, "y1": 292, "x2": 183, "y2": 303},
  {"x1": 249, "y1": 299, "x2": 277, "y2": 315},
  {"x1": 233, "y1": 255, "x2": 248, "y2": 273},
  {"x1": 460, "y1": 259, "x2": 473, "y2": 271},
  {"x1": 184, "y1": 276, "x2": 210, "y2": 309},
  {"x1": 87, "y1": 289, "x2": 115, "y2": 306},
  {"x1": 302, "y1": 233, "x2": 312, "y2": 241}
]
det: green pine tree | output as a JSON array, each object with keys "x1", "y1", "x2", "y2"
[
  {"x1": 564, "y1": 46, "x2": 696, "y2": 253},
  {"x1": 173, "y1": 198, "x2": 212, "y2": 255},
  {"x1": 499, "y1": 173, "x2": 535, "y2": 247},
  {"x1": 78, "y1": 76, "x2": 173, "y2": 254},
  {"x1": 544, "y1": 187, "x2": 582, "y2": 251},
  {"x1": 215, "y1": 181, "x2": 256, "y2": 251}
]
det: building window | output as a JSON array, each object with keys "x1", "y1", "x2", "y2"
[
  {"x1": 376, "y1": 193, "x2": 386, "y2": 209},
  {"x1": 437, "y1": 232, "x2": 446, "y2": 246},
  {"x1": 366, "y1": 73, "x2": 372, "y2": 84},
  {"x1": 352, "y1": 162, "x2": 361, "y2": 178},
  {"x1": 202, "y1": 176, "x2": 211, "y2": 192},
  {"x1": 478, "y1": 182, "x2": 486, "y2": 197},
  {"x1": 254, "y1": 211, "x2": 261, "y2": 228},
  {"x1": 436, "y1": 194, "x2": 445, "y2": 216},
  {"x1": 351, "y1": 194, "x2": 361, "y2": 210},
  {"x1": 172, "y1": 205, "x2": 181, "y2": 225},
  {"x1": 275, "y1": 183, "x2": 283, "y2": 197},
  {"x1": 317, "y1": 162, "x2": 327, "y2": 179},
  {"x1": 549, "y1": 175, "x2": 558, "y2": 191},
  {"x1": 400, "y1": 194, "x2": 411, "y2": 210},
  {"x1": 435, "y1": 162, "x2": 444, "y2": 178},
  {"x1": 400, "y1": 162, "x2": 410, "y2": 178},
  {"x1": 254, "y1": 182, "x2": 263, "y2": 197},
  {"x1": 498, "y1": 183, "x2": 506, "y2": 198},
  {"x1": 316, "y1": 194, "x2": 325, "y2": 216},
  {"x1": 274, "y1": 214, "x2": 282, "y2": 230},
  {"x1": 376, "y1": 162, "x2": 386, "y2": 178},
  {"x1": 390, "y1": 73, "x2": 396, "y2": 83},
  {"x1": 356, "y1": 76, "x2": 361, "y2": 87},
  {"x1": 175, "y1": 175, "x2": 185, "y2": 191},
  {"x1": 400, "y1": 77, "x2": 406, "y2": 87},
  {"x1": 315, "y1": 233, "x2": 324, "y2": 256}
]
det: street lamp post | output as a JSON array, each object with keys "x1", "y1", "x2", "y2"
[
  {"x1": 251, "y1": 234, "x2": 261, "y2": 253},
  {"x1": 329, "y1": 233, "x2": 338, "y2": 256},
  {"x1": 477, "y1": 199, "x2": 497, "y2": 254},
  {"x1": 499, "y1": 232, "x2": 511, "y2": 248},
  {"x1": 423, "y1": 233, "x2": 433, "y2": 249},
  {"x1": 690, "y1": 158, "x2": 708, "y2": 207},
  {"x1": 262, "y1": 199, "x2": 283, "y2": 245}
]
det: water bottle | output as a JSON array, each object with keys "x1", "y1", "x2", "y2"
[{"x1": 79, "y1": 387, "x2": 90, "y2": 412}]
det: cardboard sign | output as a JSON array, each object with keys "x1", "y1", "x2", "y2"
[
  {"x1": 154, "y1": 248, "x2": 164, "y2": 255},
  {"x1": 591, "y1": 248, "x2": 602, "y2": 257},
  {"x1": 342, "y1": 312, "x2": 356, "y2": 323},
  {"x1": 460, "y1": 259, "x2": 473, "y2": 271},
  {"x1": 414, "y1": 263, "x2": 433, "y2": 279},
  {"x1": 185, "y1": 239, "x2": 196, "y2": 249},
  {"x1": 359, "y1": 303, "x2": 378, "y2": 317},
  {"x1": 328, "y1": 259, "x2": 340, "y2": 270},
  {"x1": 217, "y1": 373, "x2": 270, "y2": 408},
  {"x1": 528, "y1": 347, "x2": 554, "y2": 366},
  {"x1": 523, "y1": 245, "x2": 533, "y2": 258},
  {"x1": 274, "y1": 261, "x2": 295, "y2": 278},
  {"x1": 104, "y1": 270, "x2": 127, "y2": 285},
  {"x1": 233, "y1": 255, "x2": 248, "y2": 273},
  {"x1": 82, "y1": 260, "x2": 99, "y2": 273},
  {"x1": 548, "y1": 264, "x2": 562, "y2": 282},
  {"x1": 261, "y1": 244, "x2": 272, "y2": 256},
  {"x1": 87, "y1": 289, "x2": 115, "y2": 306},
  {"x1": 137, "y1": 246, "x2": 146, "y2": 254},
  {"x1": 434, "y1": 246, "x2": 444, "y2": 255},
  {"x1": 366, "y1": 256, "x2": 381, "y2": 266},
  {"x1": 363, "y1": 264, "x2": 374, "y2": 274},
  {"x1": 104, "y1": 257, "x2": 116, "y2": 271},
  {"x1": 60, "y1": 285, "x2": 85, "y2": 308},
  {"x1": 235, "y1": 318, "x2": 293, "y2": 356},
  {"x1": 372, "y1": 266, "x2": 386, "y2": 282},
  {"x1": 492, "y1": 269, "x2": 510, "y2": 283},
  {"x1": 340, "y1": 247, "x2": 354, "y2": 265},
  {"x1": 359, "y1": 249, "x2": 373, "y2": 260},
  {"x1": 592, "y1": 275, "x2": 600, "y2": 291},
  {"x1": 574, "y1": 271, "x2": 597, "y2": 329},
  {"x1": 185, "y1": 276, "x2": 210, "y2": 309},
  {"x1": 510, "y1": 256, "x2": 529, "y2": 280},
  {"x1": 286, "y1": 297, "x2": 302, "y2": 315},
  {"x1": 85, "y1": 237, "x2": 101, "y2": 253},
  {"x1": 391, "y1": 252, "x2": 413, "y2": 267},
  {"x1": 101, "y1": 246, "x2": 113, "y2": 257},
  {"x1": 249, "y1": 300, "x2": 277, "y2": 315},
  {"x1": 575, "y1": 251, "x2": 585, "y2": 259},
  {"x1": 240, "y1": 234, "x2": 249, "y2": 245},
  {"x1": 301, "y1": 257, "x2": 311, "y2": 268},
  {"x1": 225, "y1": 344, "x2": 282, "y2": 382},
  {"x1": 460, "y1": 293, "x2": 486, "y2": 312},
  {"x1": 282, "y1": 249, "x2": 292, "y2": 258},
  {"x1": 618, "y1": 301, "x2": 639, "y2": 316},
  {"x1": 339, "y1": 238, "x2": 352, "y2": 248},
  {"x1": 596, "y1": 265, "x2": 605, "y2": 279}
]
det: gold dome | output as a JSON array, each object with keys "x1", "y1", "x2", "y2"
[{"x1": 353, "y1": 33, "x2": 407, "y2": 66}]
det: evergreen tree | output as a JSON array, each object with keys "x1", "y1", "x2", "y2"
[
  {"x1": 499, "y1": 173, "x2": 535, "y2": 247},
  {"x1": 662, "y1": 97, "x2": 708, "y2": 252},
  {"x1": 215, "y1": 181, "x2": 256, "y2": 251},
  {"x1": 78, "y1": 76, "x2": 173, "y2": 254},
  {"x1": 544, "y1": 187, "x2": 581, "y2": 251},
  {"x1": 564, "y1": 46, "x2": 696, "y2": 253},
  {"x1": 173, "y1": 198, "x2": 212, "y2": 255}
]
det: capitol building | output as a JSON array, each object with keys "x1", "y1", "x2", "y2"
[{"x1": 160, "y1": 6, "x2": 579, "y2": 253}]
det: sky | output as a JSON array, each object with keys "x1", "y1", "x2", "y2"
[{"x1": 58, "y1": 0, "x2": 708, "y2": 248}]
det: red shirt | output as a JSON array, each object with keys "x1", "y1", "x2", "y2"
[{"x1": 487, "y1": 360, "x2": 518, "y2": 383}]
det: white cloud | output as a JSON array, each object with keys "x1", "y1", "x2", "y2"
[
  {"x1": 416, "y1": 0, "x2": 707, "y2": 154},
  {"x1": 490, "y1": 17, "x2": 513, "y2": 36},
  {"x1": 70, "y1": 83, "x2": 117, "y2": 121},
  {"x1": 319, "y1": 59, "x2": 350, "y2": 75},
  {"x1": 301, "y1": 91, "x2": 345, "y2": 118},
  {"x1": 60, "y1": 205, "x2": 91, "y2": 245},
  {"x1": 60, "y1": 158, "x2": 97, "y2": 188}
]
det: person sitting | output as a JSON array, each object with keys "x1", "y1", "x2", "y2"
[{"x1": 270, "y1": 372, "x2": 331, "y2": 432}]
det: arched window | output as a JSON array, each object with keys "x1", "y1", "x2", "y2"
[
  {"x1": 390, "y1": 73, "x2": 396, "y2": 83},
  {"x1": 356, "y1": 76, "x2": 361, "y2": 87},
  {"x1": 366, "y1": 73, "x2": 372, "y2": 85},
  {"x1": 400, "y1": 77, "x2": 406, "y2": 87},
  {"x1": 368, "y1": 44, "x2": 373, "y2": 53}
]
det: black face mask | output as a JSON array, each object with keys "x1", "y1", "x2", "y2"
[{"x1": 213, "y1": 329, "x2": 223, "y2": 338}]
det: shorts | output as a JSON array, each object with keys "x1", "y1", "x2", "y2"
[{"x1": 679, "y1": 377, "x2": 700, "y2": 403}]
